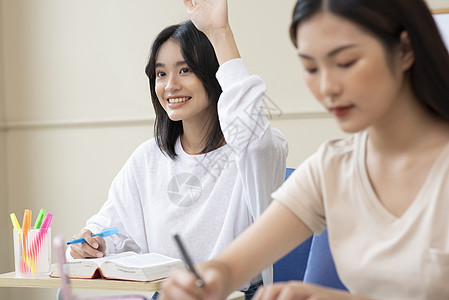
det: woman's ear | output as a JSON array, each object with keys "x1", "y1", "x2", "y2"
[{"x1": 398, "y1": 31, "x2": 414, "y2": 71}]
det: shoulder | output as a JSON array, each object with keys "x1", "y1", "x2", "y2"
[
  {"x1": 112, "y1": 138, "x2": 166, "y2": 180},
  {"x1": 135, "y1": 138, "x2": 159, "y2": 152},
  {"x1": 126, "y1": 138, "x2": 164, "y2": 163},
  {"x1": 294, "y1": 132, "x2": 363, "y2": 178},
  {"x1": 315, "y1": 133, "x2": 362, "y2": 162}
]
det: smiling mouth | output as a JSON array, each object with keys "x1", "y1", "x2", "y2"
[{"x1": 168, "y1": 97, "x2": 191, "y2": 104}]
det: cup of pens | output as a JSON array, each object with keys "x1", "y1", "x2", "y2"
[{"x1": 11, "y1": 209, "x2": 53, "y2": 276}]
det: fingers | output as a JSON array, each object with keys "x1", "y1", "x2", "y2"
[
  {"x1": 254, "y1": 282, "x2": 352, "y2": 300},
  {"x1": 160, "y1": 268, "x2": 204, "y2": 300},
  {"x1": 69, "y1": 229, "x2": 106, "y2": 259},
  {"x1": 254, "y1": 281, "x2": 314, "y2": 300},
  {"x1": 182, "y1": 0, "x2": 195, "y2": 10},
  {"x1": 160, "y1": 261, "x2": 227, "y2": 300},
  {"x1": 253, "y1": 283, "x2": 283, "y2": 300}
]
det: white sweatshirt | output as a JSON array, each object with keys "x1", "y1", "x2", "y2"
[{"x1": 76, "y1": 58, "x2": 288, "y2": 287}]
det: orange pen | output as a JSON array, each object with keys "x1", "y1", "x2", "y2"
[
  {"x1": 22, "y1": 209, "x2": 32, "y2": 231},
  {"x1": 21, "y1": 209, "x2": 32, "y2": 273}
]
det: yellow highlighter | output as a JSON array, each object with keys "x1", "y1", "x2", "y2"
[{"x1": 10, "y1": 213, "x2": 21, "y2": 230}]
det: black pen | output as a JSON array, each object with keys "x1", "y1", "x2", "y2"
[{"x1": 173, "y1": 233, "x2": 204, "y2": 287}]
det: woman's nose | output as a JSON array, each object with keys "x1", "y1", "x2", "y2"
[
  {"x1": 320, "y1": 70, "x2": 342, "y2": 98},
  {"x1": 166, "y1": 74, "x2": 181, "y2": 91}
]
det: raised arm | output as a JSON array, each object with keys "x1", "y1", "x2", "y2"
[{"x1": 182, "y1": 0, "x2": 240, "y2": 65}]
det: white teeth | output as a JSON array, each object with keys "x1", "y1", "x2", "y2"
[{"x1": 168, "y1": 97, "x2": 189, "y2": 103}]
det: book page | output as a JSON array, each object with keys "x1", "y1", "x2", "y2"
[
  {"x1": 103, "y1": 253, "x2": 181, "y2": 268},
  {"x1": 100, "y1": 253, "x2": 185, "y2": 281},
  {"x1": 51, "y1": 251, "x2": 139, "y2": 278},
  {"x1": 74, "y1": 251, "x2": 137, "y2": 265}
]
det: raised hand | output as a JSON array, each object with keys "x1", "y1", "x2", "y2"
[
  {"x1": 182, "y1": 0, "x2": 229, "y2": 36},
  {"x1": 181, "y1": 0, "x2": 240, "y2": 65}
]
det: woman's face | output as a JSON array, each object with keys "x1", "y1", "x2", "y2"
[
  {"x1": 155, "y1": 40, "x2": 211, "y2": 123},
  {"x1": 296, "y1": 12, "x2": 412, "y2": 133}
]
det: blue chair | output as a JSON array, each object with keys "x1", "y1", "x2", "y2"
[
  {"x1": 273, "y1": 237, "x2": 313, "y2": 282},
  {"x1": 273, "y1": 168, "x2": 347, "y2": 291},
  {"x1": 273, "y1": 168, "x2": 312, "y2": 282},
  {"x1": 303, "y1": 230, "x2": 347, "y2": 290}
]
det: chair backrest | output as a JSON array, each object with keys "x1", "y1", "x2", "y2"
[
  {"x1": 273, "y1": 168, "x2": 312, "y2": 282},
  {"x1": 53, "y1": 234, "x2": 149, "y2": 300},
  {"x1": 273, "y1": 237, "x2": 313, "y2": 282},
  {"x1": 303, "y1": 230, "x2": 347, "y2": 291},
  {"x1": 273, "y1": 168, "x2": 347, "y2": 291}
]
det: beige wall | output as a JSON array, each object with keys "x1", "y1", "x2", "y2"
[
  {"x1": 0, "y1": 0, "x2": 10, "y2": 299},
  {"x1": 430, "y1": 0, "x2": 449, "y2": 8},
  {"x1": 0, "y1": 0, "x2": 447, "y2": 299}
]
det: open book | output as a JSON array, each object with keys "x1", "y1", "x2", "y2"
[{"x1": 51, "y1": 251, "x2": 185, "y2": 282}]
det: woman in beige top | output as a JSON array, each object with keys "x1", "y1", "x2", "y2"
[{"x1": 161, "y1": 0, "x2": 449, "y2": 299}]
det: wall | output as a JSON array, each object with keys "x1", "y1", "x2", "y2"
[
  {"x1": 0, "y1": 0, "x2": 10, "y2": 298},
  {"x1": 431, "y1": 0, "x2": 449, "y2": 8},
  {"x1": 0, "y1": 0, "x2": 447, "y2": 299},
  {"x1": 1, "y1": 1, "x2": 186, "y2": 298},
  {"x1": 0, "y1": 110, "x2": 7, "y2": 300}
]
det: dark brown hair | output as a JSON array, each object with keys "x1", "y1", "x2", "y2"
[
  {"x1": 145, "y1": 21, "x2": 224, "y2": 159},
  {"x1": 290, "y1": 0, "x2": 449, "y2": 121}
]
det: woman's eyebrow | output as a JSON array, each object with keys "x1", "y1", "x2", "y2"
[
  {"x1": 298, "y1": 44, "x2": 358, "y2": 60},
  {"x1": 155, "y1": 60, "x2": 187, "y2": 68}
]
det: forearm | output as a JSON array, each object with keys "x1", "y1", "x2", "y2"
[
  {"x1": 205, "y1": 25, "x2": 240, "y2": 65},
  {"x1": 213, "y1": 201, "x2": 313, "y2": 294},
  {"x1": 216, "y1": 59, "x2": 274, "y2": 154},
  {"x1": 183, "y1": 0, "x2": 240, "y2": 65}
]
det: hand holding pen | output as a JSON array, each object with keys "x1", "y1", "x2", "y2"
[
  {"x1": 173, "y1": 233, "x2": 204, "y2": 287},
  {"x1": 68, "y1": 227, "x2": 118, "y2": 259},
  {"x1": 161, "y1": 236, "x2": 232, "y2": 300}
]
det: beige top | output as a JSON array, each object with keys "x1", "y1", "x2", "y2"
[{"x1": 273, "y1": 131, "x2": 449, "y2": 300}]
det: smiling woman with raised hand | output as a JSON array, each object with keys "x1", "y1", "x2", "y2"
[
  {"x1": 67, "y1": 1, "x2": 288, "y2": 299},
  {"x1": 160, "y1": 0, "x2": 449, "y2": 299}
]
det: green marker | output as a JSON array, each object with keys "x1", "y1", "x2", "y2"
[{"x1": 33, "y1": 208, "x2": 46, "y2": 229}]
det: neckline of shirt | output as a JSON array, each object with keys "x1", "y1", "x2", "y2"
[{"x1": 174, "y1": 137, "x2": 230, "y2": 161}]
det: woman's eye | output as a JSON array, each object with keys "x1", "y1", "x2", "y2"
[
  {"x1": 156, "y1": 71, "x2": 166, "y2": 77},
  {"x1": 338, "y1": 60, "x2": 356, "y2": 68},
  {"x1": 180, "y1": 67, "x2": 190, "y2": 74},
  {"x1": 305, "y1": 67, "x2": 317, "y2": 74}
]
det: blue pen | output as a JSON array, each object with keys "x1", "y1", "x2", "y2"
[{"x1": 67, "y1": 227, "x2": 119, "y2": 245}]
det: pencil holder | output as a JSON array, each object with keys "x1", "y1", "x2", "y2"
[{"x1": 13, "y1": 228, "x2": 52, "y2": 276}]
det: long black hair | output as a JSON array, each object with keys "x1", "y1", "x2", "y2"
[
  {"x1": 145, "y1": 21, "x2": 224, "y2": 159},
  {"x1": 290, "y1": 0, "x2": 449, "y2": 121}
]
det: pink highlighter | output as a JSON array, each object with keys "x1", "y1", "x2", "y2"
[{"x1": 31, "y1": 213, "x2": 53, "y2": 258}]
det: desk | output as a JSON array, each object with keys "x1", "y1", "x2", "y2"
[
  {"x1": 0, "y1": 270, "x2": 162, "y2": 291},
  {"x1": 0, "y1": 266, "x2": 244, "y2": 300}
]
